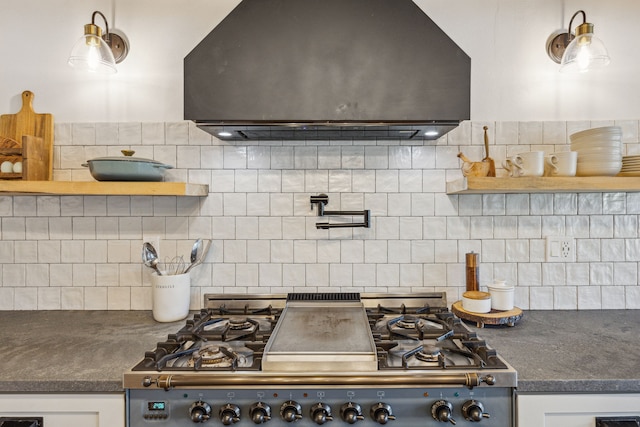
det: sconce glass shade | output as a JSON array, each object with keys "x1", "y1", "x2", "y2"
[
  {"x1": 559, "y1": 23, "x2": 610, "y2": 73},
  {"x1": 546, "y1": 10, "x2": 610, "y2": 73},
  {"x1": 68, "y1": 23, "x2": 117, "y2": 73}
]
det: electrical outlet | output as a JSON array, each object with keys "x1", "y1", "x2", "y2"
[{"x1": 546, "y1": 236, "x2": 575, "y2": 262}]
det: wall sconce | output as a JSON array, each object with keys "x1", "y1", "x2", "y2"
[
  {"x1": 68, "y1": 11, "x2": 129, "y2": 74},
  {"x1": 546, "y1": 10, "x2": 610, "y2": 73}
]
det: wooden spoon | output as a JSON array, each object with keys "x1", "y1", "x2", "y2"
[{"x1": 483, "y1": 126, "x2": 496, "y2": 177}]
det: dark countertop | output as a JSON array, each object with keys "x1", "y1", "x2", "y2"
[{"x1": 0, "y1": 310, "x2": 638, "y2": 394}]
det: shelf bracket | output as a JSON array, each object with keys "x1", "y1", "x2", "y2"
[{"x1": 310, "y1": 194, "x2": 371, "y2": 229}]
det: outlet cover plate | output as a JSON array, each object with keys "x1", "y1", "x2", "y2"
[{"x1": 546, "y1": 236, "x2": 575, "y2": 262}]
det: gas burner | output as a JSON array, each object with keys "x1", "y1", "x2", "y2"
[
  {"x1": 187, "y1": 344, "x2": 246, "y2": 369},
  {"x1": 415, "y1": 345, "x2": 441, "y2": 362},
  {"x1": 396, "y1": 315, "x2": 420, "y2": 329},
  {"x1": 228, "y1": 317, "x2": 253, "y2": 330}
]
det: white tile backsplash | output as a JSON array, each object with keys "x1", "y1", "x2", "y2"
[{"x1": 2, "y1": 120, "x2": 640, "y2": 310}]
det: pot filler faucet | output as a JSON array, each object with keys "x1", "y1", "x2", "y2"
[{"x1": 310, "y1": 194, "x2": 371, "y2": 229}]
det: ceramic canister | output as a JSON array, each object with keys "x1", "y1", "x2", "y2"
[{"x1": 487, "y1": 281, "x2": 515, "y2": 311}]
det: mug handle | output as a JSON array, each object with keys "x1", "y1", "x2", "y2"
[{"x1": 546, "y1": 155, "x2": 559, "y2": 173}]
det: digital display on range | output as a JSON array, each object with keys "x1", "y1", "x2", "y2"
[{"x1": 147, "y1": 401, "x2": 166, "y2": 411}]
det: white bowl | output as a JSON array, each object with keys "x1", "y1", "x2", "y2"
[
  {"x1": 571, "y1": 140, "x2": 622, "y2": 151},
  {"x1": 576, "y1": 162, "x2": 622, "y2": 176},
  {"x1": 577, "y1": 153, "x2": 622, "y2": 162},
  {"x1": 462, "y1": 291, "x2": 491, "y2": 313},
  {"x1": 570, "y1": 126, "x2": 622, "y2": 142}
]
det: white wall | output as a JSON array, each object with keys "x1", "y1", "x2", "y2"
[{"x1": 0, "y1": 0, "x2": 638, "y2": 122}]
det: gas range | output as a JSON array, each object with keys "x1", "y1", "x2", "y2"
[{"x1": 125, "y1": 292, "x2": 516, "y2": 426}]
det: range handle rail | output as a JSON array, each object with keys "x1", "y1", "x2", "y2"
[{"x1": 310, "y1": 194, "x2": 371, "y2": 229}]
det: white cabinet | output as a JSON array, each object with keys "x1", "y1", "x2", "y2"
[
  {"x1": 517, "y1": 393, "x2": 640, "y2": 427},
  {"x1": 0, "y1": 394, "x2": 123, "y2": 427}
]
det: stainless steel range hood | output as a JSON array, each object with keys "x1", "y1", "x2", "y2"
[{"x1": 184, "y1": 0, "x2": 470, "y2": 141}]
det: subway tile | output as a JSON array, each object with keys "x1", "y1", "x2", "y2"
[
  {"x1": 387, "y1": 194, "x2": 411, "y2": 216},
  {"x1": 317, "y1": 146, "x2": 342, "y2": 169},
  {"x1": 14, "y1": 288, "x2": 37, "y2": 310},
  {"x1": 341, "y1": 146, "x2": 364, "y2": 169},
  {"x1": 398, "y1": 170, "x2": 422, "y2": 193},
  {"x1": 330, "y1": 264, "x2": 353, "y2": 286},
  {"x1": 412, "y1": 146, "x2": 436, "y2": 169},
  {"x1": 364, "y1": 146, "x2": 388, "y2": 169},
  {"x1": 577, "y1": 286, "x2": 601, "y2": 309},
  {"x1": 376, "y1": 264, "x2": 399, "y2": 286},
  {"x1": 529, "y1": 287, "x2": 553, "y2": 309},
  {"x1": 553, "y1": 286, "x2": 577, "y2": 309},
  {"x1": 400, "y1": 217, "x2": 422, "y2": 240},
  {"x1": 387, "y1": 240, "x2": 410, "y2": 264},
  {"x1": 84, "y1": 287, "x2": 107, "y2": 310},
  {"x1": 566, "y1": 263, "x2": 590, "y2": 286},
  {"x1": 282, "y1": 170, "x2": 305, "y2": 192},
  {"x1": 389, "y1": 146, "x2": 412, "y2": 169},
  {"x1": 376, "y1": 170, "x2": 399, "y2": 192},
  {"x1": 603, "y1": 193, "x2": 626, "y2": 214},
  {"x1": 294, "y1": 146, "x2": 317, "y2": 169},
  {"x1": 271, "y1": 147, "x2": 294, "y2": 169},
  {"x1": 589, "y1": 262, "x2": 613, "y2": 285},
  {"x1": 601, "y1": 286, "x2": 626, "y2": 309}
]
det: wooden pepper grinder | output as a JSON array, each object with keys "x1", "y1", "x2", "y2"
[{"x1": 465, "y1": 252, "x2": 479, "y2": 292}]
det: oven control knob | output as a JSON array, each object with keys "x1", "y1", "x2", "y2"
[
  {"x1": 219, "y1": 403, "x2": 241, "y2": 425},
  {"x1": 370, "y1": 403, "x2": 396, "y2": 424},
  {"x1": 189, "y1": 400, "x2": 212, "y2": 423},
  {"x1": 462, "y1": 400, "x2": 490, "y2": 422},
  {"x1": 310, "y1": 402, "x2": 333, "y2": 425},
  {"x1": 280, "y1": 401, "x2": 303, "y2": 423},
  {"x1": 431, "y1": 400, "x2": 456, "y2": 424},
  {"x1": 249, "y1": 402, "x2": 272, "y2": 424},
  {"x1": 340, "y1": 402, "x2": 365, "y2": 424}
]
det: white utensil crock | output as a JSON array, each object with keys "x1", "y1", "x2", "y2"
[{"x1": 151, "y1": 272, "x2": 191, "y2": 322}]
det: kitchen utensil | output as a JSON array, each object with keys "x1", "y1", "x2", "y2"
[
  {"x1": 82, "y1": 150, "x2": 173, "y2": 182},
  {"x1": 164, "y1": 255, "x2": 186, "y2": 276},
  {"x1": 184, "y1": 239, "x2": 211, "y2": 273},
  {"x1": 457, "y1": 152, "x2": 490, "y2": 177},
  {"x1": 0, "y1": 90, "x2": 53, "y2": 181},
  {"x1": 483, "y1": 126, "x2": 496, "y2": 177},
  {"x1": 142, "y1": 242, "x2": 163, "y2": 276},
  {"x1": 187, "y1": 238, "x2": 203, "y2": 269},
  {"x1": 462, "y1": 291, "x2": 492, "y2": 313},
  {"x1": 151, "y1": 272, "x2": 191, "y2": 322}
]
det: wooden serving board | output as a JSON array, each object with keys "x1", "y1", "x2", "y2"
[
  {"x1": 0, "y1": 91, "x2": 54, "y2": 180},
  {"x1": 451, "y1": 300, "x2": 523, "y2": 328}
]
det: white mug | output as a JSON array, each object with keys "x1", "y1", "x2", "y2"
[
  {"x1": 545, "y1": 151, "x2": 578, "y2": 177},
  {"x1": 502, "y1": 151, "x2": 544, "y2": 177}
]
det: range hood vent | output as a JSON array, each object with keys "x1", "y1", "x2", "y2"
[{"x1": 184, "y1": 0, "x2": 470, "y2": 141}]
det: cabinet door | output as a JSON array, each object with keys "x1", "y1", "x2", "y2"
[
  {"x1": 517, "y1": 393, "x2": 640, "y2": 427},
  {"x1": 0, "y1": 394, "x2": 123, "y2": 427}
]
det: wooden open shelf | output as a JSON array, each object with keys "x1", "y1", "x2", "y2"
[
  {"x1": 0, "y1": 181, "x2": 209, "y2": 196},
  {"x1": 447, "y1": 176, "x2": 640, "y2": 194}
]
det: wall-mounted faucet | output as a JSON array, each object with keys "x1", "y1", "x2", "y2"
[{"x1": 310, "y1": 194, "x2": 371, "y2": 229}]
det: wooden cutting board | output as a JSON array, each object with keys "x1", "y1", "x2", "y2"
[{"x1": 0, "y1": 90, "x2": 54, "y2": 180}]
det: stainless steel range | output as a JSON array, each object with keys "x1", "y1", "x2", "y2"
[{"x1": 125, "y1": 293, "x2": 516, "y2": 426}]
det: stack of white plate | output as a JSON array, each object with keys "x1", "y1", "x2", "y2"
[
  {"x1": 619, "y1": 155, "x2": 640, "y2": 176},
  {"x1": 569, "y1": 126, "x2": 622, "y2": 176}
]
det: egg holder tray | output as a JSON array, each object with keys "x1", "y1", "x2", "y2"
[{"x1": 0, "y1": 135, "x2": 51, "y2": 181}]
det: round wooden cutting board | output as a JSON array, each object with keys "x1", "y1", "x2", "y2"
[{"x1": 451, "y1": 300, "x2": 523, "y2": 328}]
